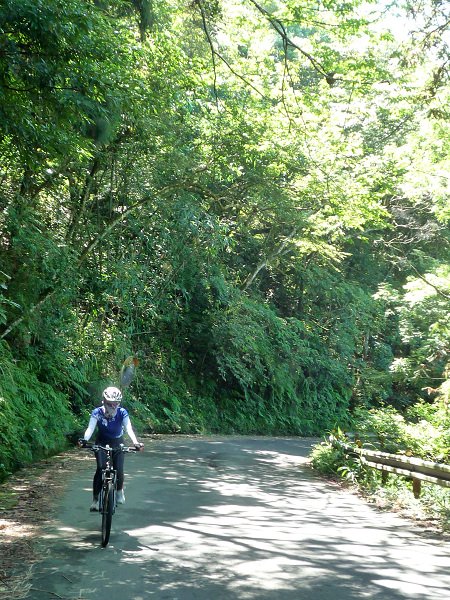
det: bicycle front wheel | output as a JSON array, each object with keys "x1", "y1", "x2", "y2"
[{"x1": 101, "y1": 481, "x2": 114, "y2": 547}]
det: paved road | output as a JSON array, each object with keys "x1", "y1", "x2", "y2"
[{"x1": 25, "y1": 436, "x2": 449, "y2": 599}]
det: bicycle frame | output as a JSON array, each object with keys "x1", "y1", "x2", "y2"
[{"x1": 97, "y1": 445, "x2": 117, "y2": 515}]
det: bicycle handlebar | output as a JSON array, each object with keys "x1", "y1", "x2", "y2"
[{"x1": 80, "y1": 442, "x2": 139, "y2": 453}]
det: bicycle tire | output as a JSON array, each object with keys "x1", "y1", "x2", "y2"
[{"x1": 101, "y1": 481, "x2": 114, "y2": 547}]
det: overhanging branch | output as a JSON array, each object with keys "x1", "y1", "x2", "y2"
[{"x1": 247, "y1": 0, "x2": 329, "y2": 80}]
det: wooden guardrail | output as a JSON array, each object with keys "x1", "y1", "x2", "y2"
[{"x1": 329, "y1": 436, "x2": 450, "y2": 498}]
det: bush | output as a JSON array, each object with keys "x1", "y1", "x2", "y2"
[
  {"x1": 0, "y1": 343, "x2": 76, "y2": 481},
  {"x1": 311, "y1": 405, "x2": 450, "y2": 531}
]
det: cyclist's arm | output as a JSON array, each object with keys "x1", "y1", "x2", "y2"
[
  {"x1": 83, "y1": 416, "x2": 97, "y2": 441},
  {"x1": 123, "y1": 415, "x2": 139, "y2": 445}
]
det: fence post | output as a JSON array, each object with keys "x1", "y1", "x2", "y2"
[{"x1": 412, "y1": 478, "x2": 421, "y2": 499}]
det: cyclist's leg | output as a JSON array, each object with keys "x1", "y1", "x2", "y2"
[
  {"x1": 93, "y1": 448, "x2": 107, "y2": 498},
  {"x1": 114, "y1": 450, "x2": 125, "y2": 491}
]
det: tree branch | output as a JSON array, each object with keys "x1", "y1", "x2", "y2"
[
  {"x1": 242, "y1": 230, "x2": 297, "y2": 290},
  {"x1": 407, "y1": 262, "x2": 450, "y2": 300},
  {"x1": 247, "y1": 0, "x2": 329, "y2": 79},
  {"x1": 193, "y1": 0, "x2": 266, "y2": 98}
]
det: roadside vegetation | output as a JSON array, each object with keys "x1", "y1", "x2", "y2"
[
  {"x1": 0, "y1": 0, "x2": 449, "y2": 513},
  {"x1": 311, "y1": 401, "x2": 450, "y2": 531}
]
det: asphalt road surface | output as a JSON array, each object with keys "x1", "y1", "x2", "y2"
[{"x1": 25, "y1": 436, "x2": 449, "y2": 599}]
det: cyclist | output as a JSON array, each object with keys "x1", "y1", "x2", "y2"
[{"x1": 79, "y1": 386, "x2": 144, "y2": 511}]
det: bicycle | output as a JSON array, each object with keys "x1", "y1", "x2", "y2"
[{"x1": 81, "y1": 442, "x2": 138, "y2": 547}]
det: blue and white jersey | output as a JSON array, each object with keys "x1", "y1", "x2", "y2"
[{"x1": 91, "y1": 406, "x2": 129, "y2": 440}]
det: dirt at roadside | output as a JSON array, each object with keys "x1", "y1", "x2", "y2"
[{"x1": 0, "y1": 449, "x2": 90, "y2": 600}]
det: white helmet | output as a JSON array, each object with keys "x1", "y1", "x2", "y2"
[{"x1": 102, "y1": 386, "x2": 122, "y2": 403}]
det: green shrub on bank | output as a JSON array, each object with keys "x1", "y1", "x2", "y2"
[
  {"x1": 310, "y1": 404, "x2": 450, "y2": 530},
  {"x1": 350, "y1": 404, "x2": 449, "y2": 461},
  {"x1": 0, "y1": 343, "x2": 75, "y2": 481}
]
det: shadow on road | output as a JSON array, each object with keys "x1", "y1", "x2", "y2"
[{"x1": 26, "y1": 437, "x2": 449, "y2": 599}]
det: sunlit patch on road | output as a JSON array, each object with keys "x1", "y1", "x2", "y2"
[{"x1": 20, "y1": 437, "x2": 450, "y2": 600}]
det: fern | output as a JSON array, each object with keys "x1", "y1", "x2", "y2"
[{"x1": 0, "y1": 343, "x2": 75, "y2": 481}]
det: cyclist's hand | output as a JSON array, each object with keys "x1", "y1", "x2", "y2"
[
  {"x1": 135, "y1": 442, "x2": 144, "y2": 451},
  {"x1": 78, "y1": 438, "x2": 87, "y2": 448}
]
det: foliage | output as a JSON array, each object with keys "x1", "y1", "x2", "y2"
[
  {"x1": 0, "y1": 0, "x2": 449, "y2": 480},
  {"x1": 310, "y1": 440, "x2": 347, "y2": 477},
  {"x1": 348, "y1": 405, "x2": 449, "y2": 461},
  {"x1": 311, "y1": 405, "x2": 450, "y2": 529},
  {"x1": 208, "y1": 294, "x2": 353, "y2": 433},
  {"x1": 374, "y1": 266, "x2": 450, "y2": 409},
  {"x1": 0, "y1": 343, "x2": 75, "y2": 481}
]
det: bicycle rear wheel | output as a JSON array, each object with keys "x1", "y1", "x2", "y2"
[{"x1": 101, "y1": 481, "x2": 114, "y2": 547}]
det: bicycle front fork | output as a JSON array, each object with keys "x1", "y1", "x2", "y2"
[{"x1": 99, "y1": 470, "x2": 117, "y2": 513}]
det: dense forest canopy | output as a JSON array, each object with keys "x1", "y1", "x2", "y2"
[{"x1": 0, "y1": 0, "x2": 449, "y2": 478}]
